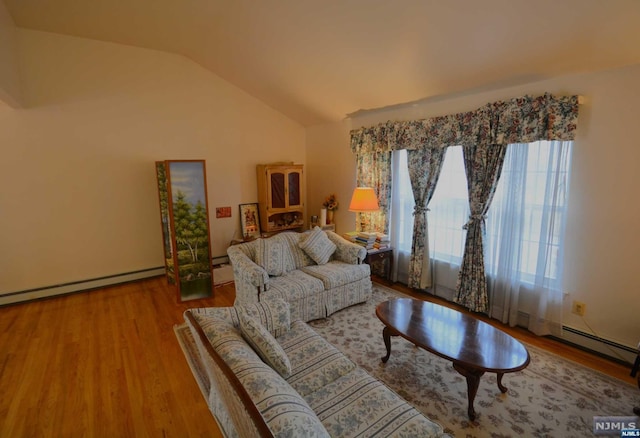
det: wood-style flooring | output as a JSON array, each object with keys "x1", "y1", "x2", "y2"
[{"x1": 0, "y1": 276, "x2": 636, "y2": 437}]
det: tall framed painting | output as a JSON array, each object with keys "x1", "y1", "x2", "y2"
[{"x1": 155, "y1": 160, "x2": 214, "y2": 302}]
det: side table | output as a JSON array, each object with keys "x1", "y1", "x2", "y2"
[{"x1": 363, "y1": 247, "x2": 393, "y2": 281}]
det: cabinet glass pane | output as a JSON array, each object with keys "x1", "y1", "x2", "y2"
[
  {"x1": 271, "y1": 172, "x2": 286, "y2": 208},
  {"x1": 288, "y1": 172, "x2": 300, "y2": 206}
]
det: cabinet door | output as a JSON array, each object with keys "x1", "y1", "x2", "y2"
[
  {"x1": 269, "y1": 171, "x2": 286, "y2": 209},
  {"x1": 288, "y1": 170, "x2": 301, "y2": 207}
]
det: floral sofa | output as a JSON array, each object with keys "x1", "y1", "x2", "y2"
[
  {"x1": 226, "y1": 228, "x2": 372, "y2": 322},
  {"x1": 184, "y1": 297, "x2": 450, "y2": 437}
]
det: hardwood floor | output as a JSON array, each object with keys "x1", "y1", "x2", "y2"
[
  {"x1": 0, "y1": 277, "x2": 231, "y2": 438},
  {"x1": 0, "y1": 276, "x2": 636, "y2": 437}
]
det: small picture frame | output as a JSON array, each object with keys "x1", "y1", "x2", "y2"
[{"x1": 239, "y1": 203, "x2": 261, "y2": 239}]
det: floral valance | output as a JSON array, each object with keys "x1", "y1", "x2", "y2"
[{"x1": 350, "y1": 93, "x2": 579, "y2": 154}]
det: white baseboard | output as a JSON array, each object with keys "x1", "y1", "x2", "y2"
[
  {"x1": 0, "y1": 267, "x2": 165, "y2": 306},
  {"x1": 2, "y1": 260, "x2": 235, "y2": 306}
]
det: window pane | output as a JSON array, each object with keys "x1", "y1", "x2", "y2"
[
  {"x1": 427, "y1": 146, "x2": 468, "y2": 263},
  {"x1": 394, "y1": 150, "x2": 415, "y2": 253},
  {"x1": 486, "y1": 140, "x2": 572, "y2": 283}
]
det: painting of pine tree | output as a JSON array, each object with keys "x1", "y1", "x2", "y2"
[{"x1": 155, "y1": 160, "x2": 213, "y2": 301}]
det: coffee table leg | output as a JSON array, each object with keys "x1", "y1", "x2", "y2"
[
  {"x1": 497, "y1": 373, "x2": 508, "y2": 393},
  {"x1": 381, "y1": 326, "x2": 392, "y2": 363},
  {"x1": 453, "y1": 363, "x2": 484, "y2": 421}
]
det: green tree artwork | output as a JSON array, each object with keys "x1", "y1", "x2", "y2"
[{"x1": 155, "y1": 160, "x2": 213, "y2": 301}]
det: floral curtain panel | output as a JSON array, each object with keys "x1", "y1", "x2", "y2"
[
  {"x1": 406, "y1": 147, "x2": 445, "y2": 290},
  {"x1": 454, "y1": 142, "x2": 508, "y2": 312},
  {"x1": 350, "y1": 92, "x2": 579, "y2": 314},
  {"x1": 350, "y1": 93, "x2": 579, "y2": 154},
  {"x1": 355, "y1": 150, "x2": 392, "y2": 233}
]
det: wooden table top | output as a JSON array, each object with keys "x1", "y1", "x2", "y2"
[{"x1": 376, "y1": 298, "x2": 530, "y2": 373}]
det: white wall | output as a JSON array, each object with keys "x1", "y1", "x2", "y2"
[
  {"x1": 0, "y1": 29, "x2": 305, "y2": 296},
  {"x1": 307, "y1": 64, "x2": 640, "y2": 350},
  {"x1": 0, "y1": 1, "x2": 22, "y2": 107},
  {"x1": 306, "y1": 120, "x2": 356, "y2": 234}
]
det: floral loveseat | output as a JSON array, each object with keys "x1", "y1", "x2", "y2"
[
  {"x1": 184, "y1": 298, "x2": 450, "y2": 437},
  {"x1": 227, "y1": 228, "x2": 372, "y2": 321}
]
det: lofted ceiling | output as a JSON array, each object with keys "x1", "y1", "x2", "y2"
[{"x1": 4, "y1": 0, "x2": 640, "y2": 126}]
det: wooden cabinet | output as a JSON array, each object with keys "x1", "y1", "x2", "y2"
[{"x1": 256, "y1": 163, "x2": 304, "y2": 233}]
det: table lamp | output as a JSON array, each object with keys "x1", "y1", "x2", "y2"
[{"x1": 348, "y1": 187, "x2": 380, "y2": 232}]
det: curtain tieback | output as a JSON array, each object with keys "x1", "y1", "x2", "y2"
[
  {"x1": 412, "y1": 205, "x2": 430, "y2": 216},
  {"x1": 463, "y1": 214, "x2": 486, "y2": 229}
]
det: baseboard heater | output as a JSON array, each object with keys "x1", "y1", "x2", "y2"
[
  {"x1": 1, "y1": 256, "x2": 232, "y2": 307},
  {"x1": 512, "y1": 309, "x2": 637, "y2": 367},
  {"x1": 555, "y1": 325, "x2": 638, "y2": 366}
]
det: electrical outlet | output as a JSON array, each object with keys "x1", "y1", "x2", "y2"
[{"x1": 571, "y1": 300, "x2": 586, "y2": 316}]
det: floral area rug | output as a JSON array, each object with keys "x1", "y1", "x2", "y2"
[{"x1": 309, "y1": 284, "x2": 639, "y2": 438}]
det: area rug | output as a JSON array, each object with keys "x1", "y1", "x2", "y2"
[
  {"x1": 174, "y1": 283, "x2": 639, "y2": 437},
  {"x1": 308, "y1": 284, "x2": 639, "y2": 437}
]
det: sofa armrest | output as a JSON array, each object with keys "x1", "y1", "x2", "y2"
[
  {"x1": 227, "y1": 244, "x2": 270, "y2": 303},
  {"x1": 326, "y1": 231, "x2": 367, "y2": 264},
  {"x1": 184, "y1": 311, "x2": 275, "y2": 437}
]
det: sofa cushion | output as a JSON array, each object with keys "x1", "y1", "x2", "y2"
[
  {"x1": 301, "y1": 261, "x2": 371, "y2": 290},
  {"x1": 238, "y1": 310, "x2": 292, "y2": 378},
  {"x1": 279, "y1": 321, "x2": 357, "y2": 397},
  {"x1": 235, "y1": 297, "x2": 291, "y2": 338},
  {"x1": 306, "y1": 368, "x2": 447, "y2": 437},
  {"x1": 299, "y1": 227, "x2": 337, "y2": 265},
  {"x1": 266, "y1": 270, "x2": 325, "y2": 301},
  {"x1": 255, "y1": 237, "x2": 295, "y2": 276},
  {"x1": 266, "y1": 271, "x2": 327, "y2": 322},
  {"x1": 279, "y1": 231, "x2": 315, "y2": 269}
]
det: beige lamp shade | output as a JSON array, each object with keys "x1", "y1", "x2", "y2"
[{"x1": 348, "y1": 187, "x2": 380, "y2": 212}]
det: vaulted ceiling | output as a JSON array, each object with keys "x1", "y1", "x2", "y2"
[{"x1": 4, "y1": 0, "x2": 640, "y2": 126}]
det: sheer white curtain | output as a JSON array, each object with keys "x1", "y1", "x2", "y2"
[
  {"x1": 485, "y1": 140, "x2": 573, "y2": 336},
  {"x1": 426, "y1": 146, "x2": 469, "y2": 299},
  {"x1": 389, "y1": 150, "x2": 415, "y2": 283}
]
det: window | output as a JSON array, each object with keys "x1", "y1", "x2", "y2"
[
  {"x1": 426, "y1": 146, "x2": 468, "y2": 264},
  {"x1": 393, "y1": 146, "x2": 469, "y2": 265},
  {"x1": 394, "y1": 140, "x2": 572, "y2": 286},
  {"x1": 486, "y1": 140, "x2": 572, "y2": 284}
]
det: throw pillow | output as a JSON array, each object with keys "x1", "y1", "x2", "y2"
[
  {"x1": 236, "y1": 298, "x2": 291, "y2": 338},
  {"x1": 238, "y1": 310, "x2": 292, "y2": 378},
  {"x1": 298, "y1": 226, "x2": 336, "y2": 265},
  {"x1": 255, "y1": 238, "x2": 294, "y2": 276}
]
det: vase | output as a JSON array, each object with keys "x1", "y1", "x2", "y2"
[{"x1": 326, "y1": 210, "x2": 334, "y2": 225}]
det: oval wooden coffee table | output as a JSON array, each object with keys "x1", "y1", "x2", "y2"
[{"x1": 376, "y1": 298, "x2": 530, "y2": 421}]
